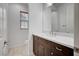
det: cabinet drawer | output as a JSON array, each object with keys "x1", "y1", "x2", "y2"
[
  {"x1": 53, "y1": 42, "x2": 73, "y2": 56},
  {"x1": 39, "y1": 37, "x2": 51, "y2": 45},
  {"x1": 33, "y1": 35, "x2": 39, "y2": 55},
  {"x1": 50, "y1": 41, "x2": 73, "y2": 56}
]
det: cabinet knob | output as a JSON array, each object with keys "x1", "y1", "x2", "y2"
[{"x1": 51, "y1": 52, "x2": 53, "y2": 55}]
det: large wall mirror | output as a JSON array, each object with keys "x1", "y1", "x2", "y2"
[{"x1": 42, "y1": 3, "x2": 74, "y2": 37}]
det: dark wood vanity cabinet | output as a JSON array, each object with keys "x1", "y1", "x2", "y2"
[
  {"x1": 33, "y1": 35, "x2": 51, "y2": 56},
  {"x1": 33, "y1": 35, "x2": 73, "y2": 56}
]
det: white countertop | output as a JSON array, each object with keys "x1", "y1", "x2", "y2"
[{"x1": 32, "y1": 33, "x2": 74, "y2": 49}]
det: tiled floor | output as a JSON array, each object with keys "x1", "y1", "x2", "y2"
[
  {"x1": 8, "y1": 44, "x2": 29, "y2": 56},
  {"x1": 8, "y1": 40, "x2": 35, "y2": 56}
]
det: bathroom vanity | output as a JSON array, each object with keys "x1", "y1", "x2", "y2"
[
  {"x1": 34, "y1": 3, "x2": 74, "y2": 56},
  {"x1": 33, "y1": 33, "x2": 74, "y2": 56}
]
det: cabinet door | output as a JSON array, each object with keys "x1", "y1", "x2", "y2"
[
  {"x1": 38, "y1": 44, "x2": 45, "y2": 56},
  {"x1": 39, "y1": 37, "x2": 51, "y2": 56},
  {"x1": 38, "y1": 42, "x2": 51, "y2": 56},
  {"x1": 33, "y1": 35, "x2": 45, "y2": 56},
  {"x1": 50, "y1": 42, "x2": 57, "y2": 56},
  {"x1": 33, "y1": 35, "x2": 39, "y2": 55},
  {"x1": 44, "y1": 45, "x2": 51, "y2": 56}
]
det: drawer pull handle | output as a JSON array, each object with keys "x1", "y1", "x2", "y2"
[{"x1": 56, "y1": 47, "x2": 62, "y2": 51}]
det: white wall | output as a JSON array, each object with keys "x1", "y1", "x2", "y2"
[
  {"x1": 42, "y1": 6, "x2": 52, "y2": 33},
  {"x1": 28, "y1": 3, "x2": 42, "y2": 55},
  {"x1": 29, "y1": 3, "x2": 42, "y2": 33},
  {"x1": 7, "y1": 3, "x2": 29, "y2": 48}
]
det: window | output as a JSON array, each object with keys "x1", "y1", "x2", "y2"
[{"x1": 20, "y1": 11, "x2": 29, "y2": 30}]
